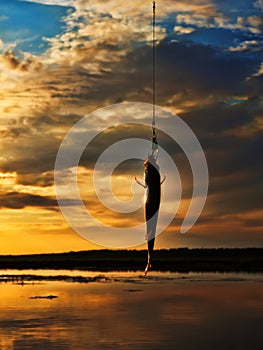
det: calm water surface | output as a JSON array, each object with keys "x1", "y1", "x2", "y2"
[{"x1": 0, "y1": 271, "x2": 263, "y2": 350}]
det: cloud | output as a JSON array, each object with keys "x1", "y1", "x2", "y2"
[
  {"x1": 0, "y1": 15, "x2": 8, "y2": 21},
  {"x1": 16, "y1": 171, "x2": 54, "y2": 187},
  {"x1": 252, "y1": 62, "x2": 263, "y2": 76},
  {"x1": 176, "y1": 13, "x2": 217, "y2": 28},
  {"x1": 40, "y1": 0, "x2": 222, "y2": 75},
  {"x1": 254, "y1": 0, "x2": 263, "y2": 9},
  {"x1": 247, "y1": 15, "x2": 263, "y2": 27},
  {"x1": 233, "y1": 15, "x2": 263, "y2": 34},
  {"x1": 146, "y1": 40, "x2": 259, "y2": 102},
  {"x1": 229, "y1": 40, "x2": 262, "y2": 52},
  {"x1": 1, "y1": 35, "x2": 261, "y2": 185},
  {"x1": 19, "y1": 0, "x2": 74, "y2": 6},
  {"x1": 0, "y1": 129, "x2": 60, "y2": 177},
  {"x1": 174, "y1": 26, "x2": 195, "y2": 35},
  {"x1": 0, "y1": 191, "x2": 57, "y2": 209},
  {"x1": 0, "y1": 50, "x2": 43, "y2": 73},
  {"x1": 175, "y1": 7, "x2": 263, "y2": 35},
  {"x1": 42, "y1": 3, "x2": 166, "y2": 75},
  {"x1": 71, "y1": 0, "x2": 217, "y2": 19}
]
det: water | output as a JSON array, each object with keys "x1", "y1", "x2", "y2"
[{"x1": 0, "y1": 271, "x2": 263, "y2": 349}]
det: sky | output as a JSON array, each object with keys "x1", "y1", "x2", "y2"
[{"x1": 0, "y1": 0, "x2": 262, "y2": 254}]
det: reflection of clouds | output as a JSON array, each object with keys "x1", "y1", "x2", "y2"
[{"x1": 2, "y1": 276, "x2": 263, "y2": 349}]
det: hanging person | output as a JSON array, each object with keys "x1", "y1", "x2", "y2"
[
  {"x1": 135, "y1": 155, "x2": 166, "y2": 275},
  {"x1": 134, "y1": 1, "x2": 167, "y2": 275}
]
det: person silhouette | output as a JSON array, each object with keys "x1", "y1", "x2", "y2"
[{"x1": 135, "y1": 155, "x2": 166, "y2": 275}]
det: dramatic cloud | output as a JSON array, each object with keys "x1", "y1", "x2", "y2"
[{"x1": 0, "y1": 0, "x2": 262, "y2": 252}]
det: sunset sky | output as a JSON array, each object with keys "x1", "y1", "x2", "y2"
[{"x1": 0, "y1": 0, "x2": 262, "y2": 254}]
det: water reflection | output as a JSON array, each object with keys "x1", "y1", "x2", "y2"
[{"x1": 0, "y1": 272, "x2": 263, "y2": 349}]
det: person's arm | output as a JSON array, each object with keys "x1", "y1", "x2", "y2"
[
  {"x1": 160, "y1": 174, "x2": 167, "y2": 185},
  {"x1": 135, "y1": 176, "x2": 147, "y2": 188}
]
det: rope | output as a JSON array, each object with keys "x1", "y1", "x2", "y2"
[
  {"x1": 151, "y1": 1, "x2": 158, "y2": 156},
  {"x1": 152, "y1": 0, "x2": 156, "y2": 126}
]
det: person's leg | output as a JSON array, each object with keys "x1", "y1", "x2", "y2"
[
  {"x1": 144, "y1": 237, "x2": 155, "y2": 275},
  {"x1": 144, "y1": 206, "x2": 159, "y2": 274},
  {"x1": 147, "y1": 237, "x2": 155, "y2": 265}
]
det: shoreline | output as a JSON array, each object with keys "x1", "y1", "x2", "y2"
[
  {"x1": 0, "y1": 248, "x2": 262, "y2": 273},
  {"x1": 1, "y1": 271, "x2": 263, "y2": 286}
]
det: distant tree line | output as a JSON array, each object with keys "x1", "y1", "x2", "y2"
[{"x1": 0, "y1": 248, "x2": 262, "y2": 272}]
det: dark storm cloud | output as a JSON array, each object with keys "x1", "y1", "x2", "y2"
[
  {"x1": 136, "y1": 40, "x2": 260, "y2": 99},
  {"x1": 77, "y1": 37, "x2": 262, "y2": 121},
  {"x1": 183, "y1": 96, "x2": 262, "y2": 135},
  {"x1": 179, "y1": 99, "x2": 263, "y2": 220}
]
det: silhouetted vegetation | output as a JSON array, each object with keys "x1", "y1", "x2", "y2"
[{"x1": 0, "y1": 248, "x2": 262, "y2": 272}]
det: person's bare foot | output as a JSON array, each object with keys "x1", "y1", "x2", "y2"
[{"x1": 144, "y1": 262, "x2": 152, "y2": 276}]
